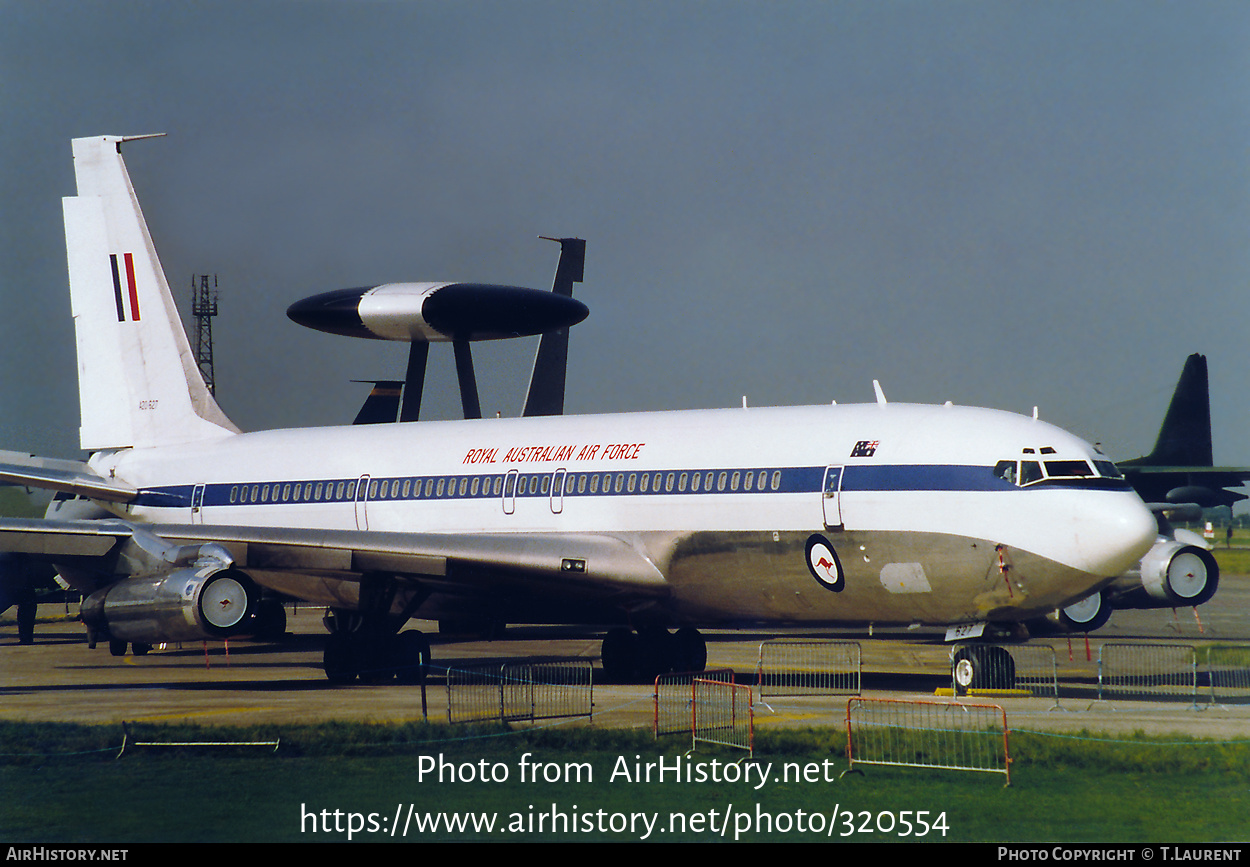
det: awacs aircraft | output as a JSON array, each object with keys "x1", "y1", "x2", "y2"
[
  {"x1": 0, "y1": 134, "x2": 1157, "y2": 683},
  {"x1": 1046, "y1": 353, "x2": 1250, "y2": 632}
]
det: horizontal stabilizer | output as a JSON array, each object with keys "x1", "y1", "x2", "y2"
[{"x1": 0, "y1": 452, "x2": 136, "y2": 503}]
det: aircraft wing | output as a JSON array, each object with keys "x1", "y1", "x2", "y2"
[
  {"x1": 0, "y1": 452, "x2": 137, "y2": 503},
  {"x1": 0, "y1": 517, "x2": 670, "y2": 606},
  {"x1": 1119, "y1": 465, "x2": 1250, "y2": 508}
]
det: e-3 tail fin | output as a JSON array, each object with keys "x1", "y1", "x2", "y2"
[{"x1": 62, "y1": 135, "x2": 239, "y2": 452}]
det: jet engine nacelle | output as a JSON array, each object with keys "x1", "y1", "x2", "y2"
[
  {"x1": 1045, "y1": 531, "x2": 1219, "y2": 633},
  {"x1": 81, "y1": 562, "x2": 259, "y2": 644},
  {"x1": 1127, "y1": 535, "x2": 1219, "y2": 608}
]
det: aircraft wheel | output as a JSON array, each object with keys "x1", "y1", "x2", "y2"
[
  {"x1": 251, "y1": 599, "x2": 288, "y2": 641},
  {"x1": 356, "y1": 634, "x2": 397, "y2": 684},
  {"x1": 108, "y1": 638, "x2": 128, "y2": 657},
  {"x1": 983, "y1": 646, "x2": 1016, "y2": 689},
  {"x1": 636, "y1": 628, "x2": 674, "y2": 682},
  {"x1": 600, "y1": 628, "x2": 638, "y2": 683},
  {"x1": 132, "y1": 643, "x2": 152, "y2": 656},
  {"x1": 392, "y1": 631, "x2": 431, "y2": 685},
  {"x1": 1058, "y1": 590, "x2": 1111, "y2": 632},
  {"x1": 952, "y1": 646, "x2": 1016, "y2": 694},
  {"x1": 323, "y1": 633, "x2": 359, "y2": 685},
  {"x1": 673, "y1": 627, "x2": 707, "y2": 673}
]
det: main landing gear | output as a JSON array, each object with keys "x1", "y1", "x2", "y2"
[
  {"x1": 321, "y1": 609, "x2": 430, "y2": 685},
  {"x1": 599, "y1": 626, "x2": 707, "y2": 683}
]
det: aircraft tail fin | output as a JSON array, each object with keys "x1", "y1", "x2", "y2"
[
  {"x1": 63, "y1": 135, "x2": 239, "y2": 452},
  {"x1": 1122, "y1": 353, "x2": 1212, "y2": 468},
  {"x1": 522, "y1": 237, "x2": 585, "y2": 417},
  {"x1": 351, "y1": 380, "x2": 404, "y2": 425}
]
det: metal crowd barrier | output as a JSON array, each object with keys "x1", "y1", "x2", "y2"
[
  {"x1": 755, "y1": 639, "x2": 862, "y2": 698},
  {"x1": 691, "y1": 677, "x2": 754, "y2": 757},
  {"x1": 845, "y1": 697, "x2": 1011, "y2": 785},
  {"x1": 949, "y1": 643, "x2": 1060, "y2": 706},
  {"x1": 445, "y1": 659, "x2": 594, "y2": 723},
  {"x1": 653, "y1": 668, "x2": 735, "y2": 737},
  {"x1": 1204, "y1": 645, "x2": 1250, "y2": 705},
  {"x1": 1097, "y1": 643, "x2": 1198, "y2": 707}
]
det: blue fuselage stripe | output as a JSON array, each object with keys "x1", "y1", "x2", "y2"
[{"x1": 133, "y1": 463, "x2": 1131, "y2": 510}]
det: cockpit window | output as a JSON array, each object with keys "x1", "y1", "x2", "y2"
[
  {"x1": 995, "y1": 454, "x2": 1124, "y2": 487},
  {"x1": 1093, "y1": 460, "x2": 1123, "y2": 479},
  {"x1": 1043, "y1": 460, "x2": 1094, "y2": 478}
]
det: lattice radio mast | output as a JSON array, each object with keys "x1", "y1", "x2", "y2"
[{"x1": 191, "y1": 274, "x2": 219, "y2": 395}]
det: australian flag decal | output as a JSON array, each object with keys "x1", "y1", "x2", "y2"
[{"x1": 850, "y1": 440, "x2": 879, "y2": 458}]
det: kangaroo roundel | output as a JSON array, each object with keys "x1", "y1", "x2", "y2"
[{"x1": 805, "y1": 534, "x2": 844, "y2": 592}]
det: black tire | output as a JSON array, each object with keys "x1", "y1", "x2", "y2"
[
  {"x1": 356, "y1": 634, "x2": 396, "y2": 684},
  {"x1": 636, "y1": 628, "x2": 674, "y2": 682},
  {"x1": 1058, "y1": 590, "x2": 1111, "y2": 632},
  {"x1": 108, "y1": 638, "x2": 128, "y2": 657},
  {"x1": 952, "y1": 645, "x2": 1016, "y2": 694},
  {"x1": 600, "y1": 628, "x2": 638, "y2": 683},
  {"x1": 673, "y1": 627, "x2": 707, "y2": 673},
  {"x1": 251, "y1": 599, "x2": 288, "y2": 641},
  {"x1": 323, "y1": 633, "x2": 359, "y2": 684},
  {"x1": 392, "y1": 631, "x2": 431, "y2": 685}
]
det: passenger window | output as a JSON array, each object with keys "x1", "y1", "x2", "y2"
[{"x1": 771, "y1": 470, "x2": 781, "y2": 490}]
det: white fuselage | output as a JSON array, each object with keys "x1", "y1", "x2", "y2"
[{"x1": 89, "y1": 402, "x2": 1157, "y2": 628}]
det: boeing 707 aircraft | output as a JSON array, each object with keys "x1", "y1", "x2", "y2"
[{"x1": 0, "y1": 135, "x2": 1157, "y2": 684}]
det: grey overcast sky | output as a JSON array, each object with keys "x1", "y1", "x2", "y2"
[{"x1": 3, "y1": 1, "x2": 1249, "y2": 483}]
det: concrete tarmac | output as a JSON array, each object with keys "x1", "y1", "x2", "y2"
[{"x1": 3, "y1": 576, "x2": 1250, "y2": 738}]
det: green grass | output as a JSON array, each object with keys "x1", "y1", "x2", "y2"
[
  {"x1": 1, "y1": 721, "x2": 1248, "y2": 843},
  {"x1": 1213, "y1": 546, "x2": 1250, "y2": 576}
]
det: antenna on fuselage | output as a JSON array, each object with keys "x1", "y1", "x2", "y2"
[{"x1": 873, "y1": 380, "x2": 888, "y2": 406}]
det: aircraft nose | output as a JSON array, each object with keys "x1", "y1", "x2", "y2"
[{"x1": 1075, "y1": 492, "x2": 1158, "y2": 578}]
